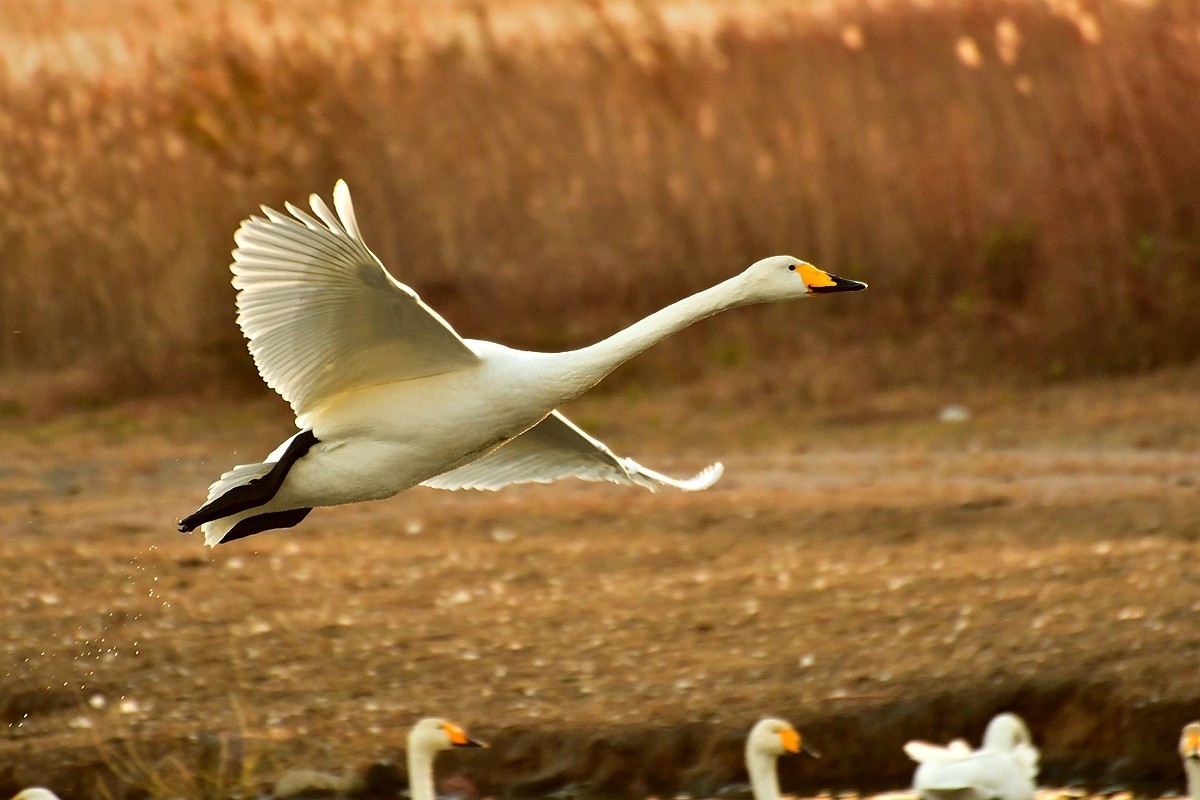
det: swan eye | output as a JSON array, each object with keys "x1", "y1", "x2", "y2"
[{"x1": 788, "y1": 264, "x2": 797, "y2": 271}]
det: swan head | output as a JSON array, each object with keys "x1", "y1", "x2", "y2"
[
  {"x1": 11, "y1": 790, "x2": 63, "y2": 800},
  {"x1": 981, "y1": 713, "x2": 1033, "y2": 752},
  {"x1": 1181, "y1": 722, "x2": 1200, "y2": 761},
  {"x1": 740, "y1": 255, "x2": 866, "y2": 302},
  {"x1": 746, "y1": 717, "x2": 818, "y2": 759},
  {"x1": 408, "y1": 717, "x2": 488, "y2": 754}
]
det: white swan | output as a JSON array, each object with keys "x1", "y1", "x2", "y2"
[
  {"x1": 407, "y1": 717, "x2": 486, "y2": 800},
  {"x1": 745, "y1": 717, "x2": 818, "y2": 800},
  {"x1": 179, "y1": 181, "x2": 866, "y2": 546},
  {"x1": 904, "y1": 713, "x2": 1039, "y2": 800},
  {"x1": 1182, "y1": 721, "x2": 1200, "y2": 800},
  {"x1": 10, "y1": 790, "x2": 63, "y2": 800}
]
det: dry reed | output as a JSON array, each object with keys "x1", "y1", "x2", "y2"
[{"x1": 1, "y1": 0, "x2": 1198, "y2": 405}]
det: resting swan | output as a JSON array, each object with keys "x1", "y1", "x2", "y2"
[
  {"x1": 745, "y1": 717, "x2": 818, "y2": 800},
  {"x1": 1182, "y1": 721, "x2": 1200, "y2": 800},
  {"x1": 179, "y1": 181, "x2": 866, "y2": 546},
  {"x1": 407, "y1": 717, "x2": 486, "y2": 800},
  {"x1": 904, "y1": 713, "x2": 1039, "y2": 800}
]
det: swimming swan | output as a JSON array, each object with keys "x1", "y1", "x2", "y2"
[
  {"x1": 8, "y1": 723, "x2": 483, "y2": 800},
  {"x1": 179, "y1": 181, "x2": 866, "y2": 546},
  {"x1": 407, "y1": 717, "x2": 486, "y2": 800},
  {"x1": 745, "y1": 717, "x2": 818, "y2": 800},
  {"x1": 904, "y1": 713, "x2": 1038, "y2": 800},
  {"x1": 1182, "y1": 721, "x2": 1200, "y2": 800}
]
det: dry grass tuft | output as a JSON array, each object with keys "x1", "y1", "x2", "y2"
[{"x1": 1, "y1": 0, "x2": 1199, "y2": 402}]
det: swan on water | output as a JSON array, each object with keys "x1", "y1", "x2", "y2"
[
  {"x1": 1182, "y1": 721, "x2": 1200, "y2": 800},
  {"x1": 179, "y1": 181, "x2": 866, "y2": 546},
  {"x1": 407, "y1": 717, "x2": 486, "y2": 800},
  {"x1": 904, "y1": 713, "x2": 1039, "y2": 800},
  {"x1": 745, "y1": 717, "x2": 818, "y2": 800}
]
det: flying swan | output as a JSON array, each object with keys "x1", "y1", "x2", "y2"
[
  {"x1": 904, "y1": 713, "x2": 1039, "y2": 800},
  {"x1": 744, "y1": 717, "x2": 819, "y2": 800},
  {"x1": 179, "y1": 181, "x2": 866, "y2": 545}
]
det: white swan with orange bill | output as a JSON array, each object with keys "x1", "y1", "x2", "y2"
[
  {"x1": 179, "y1": 181, "x2": 866, "y2": 545},
  {"x1": 407, "y1": 717, "x2": 486, "y2": 800}
]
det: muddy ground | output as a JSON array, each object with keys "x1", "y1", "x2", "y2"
[{"x1": 1, "y1": 368, "x2": 1199, "y2": 798}]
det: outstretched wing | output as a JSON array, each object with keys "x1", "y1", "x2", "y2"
[
  {"x1": 231, "y1": 180, "x2": 479, "y2": 419},
  {"x1": 420, "y1": 411, "x2": 724, "y2": 492}
]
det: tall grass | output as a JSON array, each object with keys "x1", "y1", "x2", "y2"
[{"x1": 1, "y1": 0, "x2": 1198, "y2": 403}]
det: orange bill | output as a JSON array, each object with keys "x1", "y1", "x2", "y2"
[
  {"x1": 443, "y1": 721, "x2": 488, "y2": 748},
  {"x1": 799, "y1": 263, "x2": 867, "y2": 294}
]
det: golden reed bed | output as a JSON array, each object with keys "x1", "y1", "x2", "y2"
[{"x1": 0, "y1": 0, "x2": 1198, "y2": 404}]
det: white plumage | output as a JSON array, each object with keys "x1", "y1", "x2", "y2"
[
  {"x1": 10, "y1": 790, "x2": 63, "y2": 800},
  {"x1": 904, "y1": 713, "x2": 1039, "y2": 800},
  {"x1": 180, "y1": 181, "x2": 865, "y2": 546},
  {"x1": 420, "y1": 410, "x2": 724, "y2": 492},
  {"x1": 406, "y1": 717, "x2": 486, "y2": 800},
  {"x1": 744, "y1": 717, "x2": 817, "y2": 800}
]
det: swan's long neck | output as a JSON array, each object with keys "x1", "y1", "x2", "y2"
[
  {"x1": 551, "y1": 275, "x2": 751, "y2": 398},
  {"x1": 408, "y1": 742, "x2": 437, "y2": 800},
  {"x1": 746, "y1": 749, "x2": 782, "y2": 800},
  {"x1": 1185, "y1": 757, "x2": 1200, "y2": 800}
]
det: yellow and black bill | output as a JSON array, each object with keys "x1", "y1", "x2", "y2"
[{"x1": 807, "y1": 273, "x2": 868, "y2": 294}]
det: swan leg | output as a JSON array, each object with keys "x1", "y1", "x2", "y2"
[
  {"x1": 221, "y1": 507, "x2": 313, "y2": 543},
  {"x1": 178, "y1": 430, "x2": 318, "y2": 533}
]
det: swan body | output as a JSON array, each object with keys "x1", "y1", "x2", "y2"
[
  {"x1": 407, "y1": 717, "x2": 486, "y2": 800},
  {"x1": 180, "y1": 181, "x2": 866, "y2": 546},
  {"x1": 745, "y1": 717, "x2": 817, "y2": 800},
  {"x1": 1182, "y1": 721, "x2": 1200, "y2": 800},
  {"x1": 904, "y1": 713, "x2": 1038, "y2": 800}
]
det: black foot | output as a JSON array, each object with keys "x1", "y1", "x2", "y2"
[
  {"x1": 179, "y1": 430, "x2": 318, "y2": 533},
  {"x1": 221, "y1": 507, "x2": 313, "y2": 543}
]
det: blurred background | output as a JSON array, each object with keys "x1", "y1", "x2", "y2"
[
  {"x1": 2, "y1": 1, "x2": 1200, "y2": 798},
  {"x1": 3, "y1": 0, "x2": 1199, "y2": 407}
]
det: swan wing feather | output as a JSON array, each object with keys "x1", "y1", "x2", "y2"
[
  {"x1": 231, "y1": 180, "x2": 478, "y2": 419},
  {"x1": 421, "y1": 410, "x2": 723, "y2": 492},
  {"x1": 906, "y1": 741, "x2": 962, "y2": 764}
]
